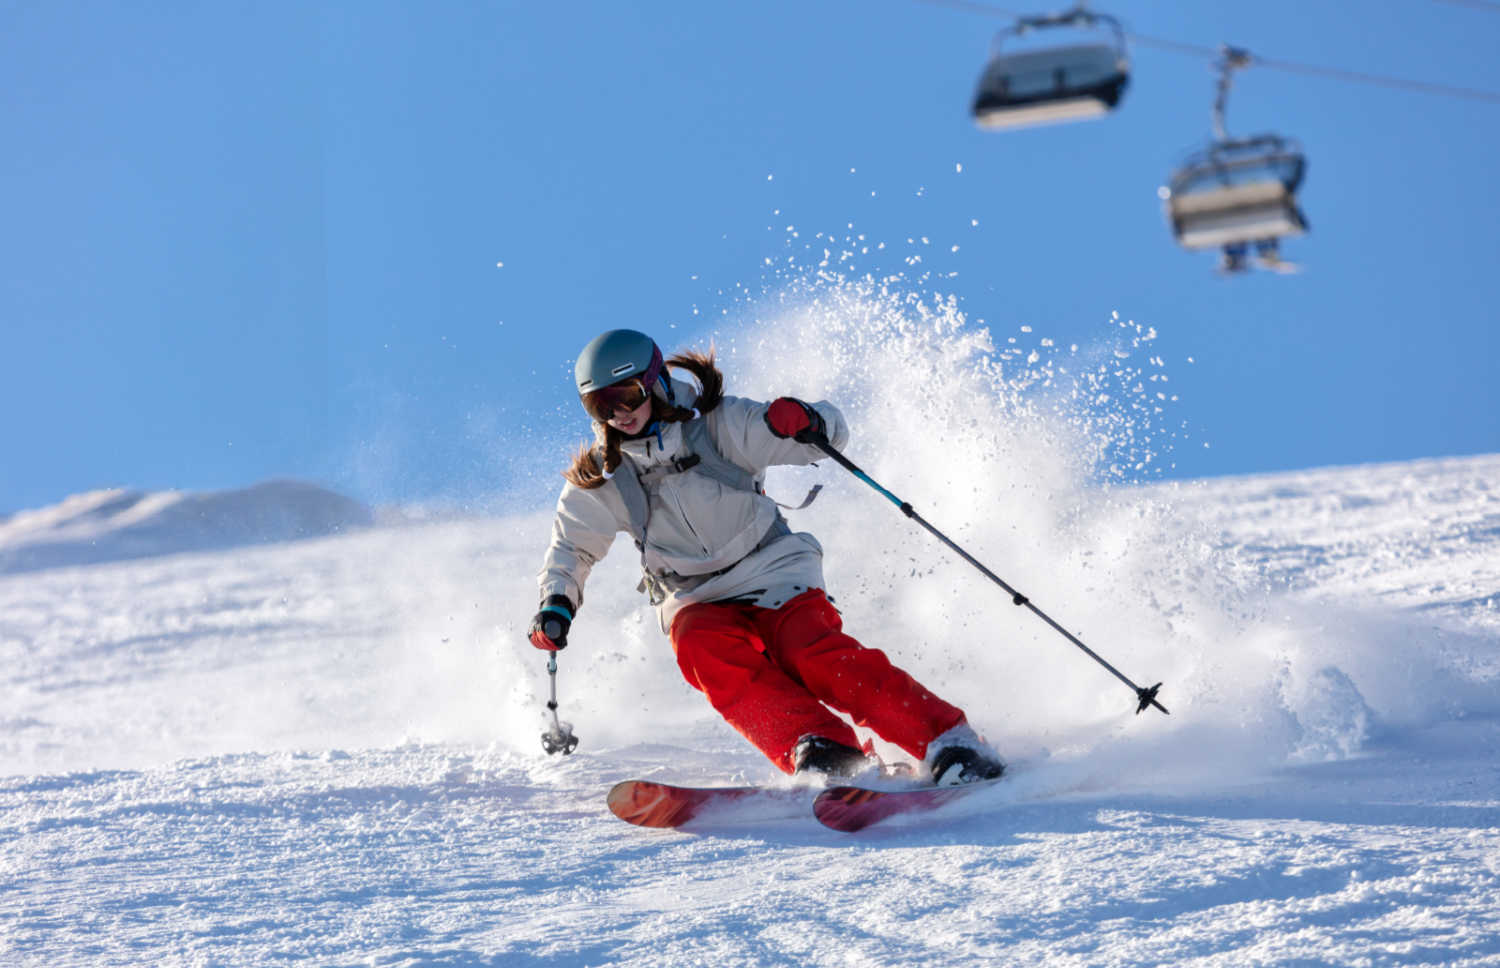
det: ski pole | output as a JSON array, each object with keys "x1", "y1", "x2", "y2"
[
  {"x1": 540, "y1": 652, "x2": 580, "y2": 755},
  {"x1": 807, "y1": 432, "x2": 1168, "y2": 716}
]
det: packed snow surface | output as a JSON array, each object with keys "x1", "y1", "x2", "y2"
[{"x1": 4, "y1": 290, "x2": 1499, "y2": 965}]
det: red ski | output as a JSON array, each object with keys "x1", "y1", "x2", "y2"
[
  {"x1": 813, "y1": 778, "x2": 1005, "y2": 832},
  {"x1": 607, "y1": 779, "x2": 811, "y2": 829}
]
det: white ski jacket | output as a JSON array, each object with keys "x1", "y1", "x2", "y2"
[{"x1": 537, "y1": 380, "x2": 849, "y2": 632}]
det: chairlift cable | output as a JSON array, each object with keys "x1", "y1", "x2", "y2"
[
  {"x1": 911, "y1": 0, "x2": 1500, "y2": 105},
  {"x1": 1241, "y1": 52, "x2": 1500, "y2": 103}
]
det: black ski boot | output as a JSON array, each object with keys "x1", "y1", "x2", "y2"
[
  {"x1": 929, "y1": 745, "x2": 1006, "y2": 786},
  {"x1": 926, "y1": 723, "x2": 1006, "y2": 786},
  {"x1": 792, "y1": 735, "x2": 876, "y2": 779}
]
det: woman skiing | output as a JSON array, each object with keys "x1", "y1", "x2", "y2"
[{"x1": 529, "y1": 329, "x2": 1004, "y2": 785}]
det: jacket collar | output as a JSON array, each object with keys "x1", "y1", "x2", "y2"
[
  {"x1": 617, "y1": 376, "x2": 699, "y2": 467},
  {"x1": 620, "y1": 419, "x2": 682, "y2": 467}
]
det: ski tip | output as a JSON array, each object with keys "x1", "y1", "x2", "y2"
[
  {"x1": 607, "y1": 779, "x2": 809, "y2": 830},
  {"x1": 607, "y1": 780, "x2": 684, "y2": 828}
]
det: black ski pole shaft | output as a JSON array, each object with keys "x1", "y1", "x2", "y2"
[{"x1": 809, "y1": 433, "x2": 1168, "y2": 716}]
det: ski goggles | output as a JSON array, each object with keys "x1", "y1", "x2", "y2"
[
  {"x1": 581, "y1": 378, "x2": 652, "y2": 421},
  {"x1": 580, "y1": 344, "x2": 668, "y2": 421}
]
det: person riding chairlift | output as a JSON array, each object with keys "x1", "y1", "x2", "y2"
[{"x1": 528, "y1": 329, "x2": 1005, "y2": 785}]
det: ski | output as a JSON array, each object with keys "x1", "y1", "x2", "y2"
[
  {"x1": 607, "y1": 779, "x2": 811, "y2": 829},
  {"x1": 813, "y1": 778, "x2": 1005, "y2": 832}
]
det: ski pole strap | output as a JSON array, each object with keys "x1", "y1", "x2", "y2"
[{"x1": 773, "y1": 483, "x2": 823, "y2": 511}]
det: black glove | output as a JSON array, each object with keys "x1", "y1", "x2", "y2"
[
  {"x1": 528, "y1": 595, "x2": 575, "y2": 651},
  {"x1": 764, "y1": 397, "x2": 826, "y2": 443}
]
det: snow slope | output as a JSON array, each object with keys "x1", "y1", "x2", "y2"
[
  {"x1": 4, "y1": 288, "x2": 1499, "y2": 965},
  {"x1": 0, "y1": 480, "x2": 373, "y2": 577}
]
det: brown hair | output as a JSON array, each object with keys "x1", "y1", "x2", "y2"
[{"x1": 563, "y1": 348, "x2": 725, "y2": 489}]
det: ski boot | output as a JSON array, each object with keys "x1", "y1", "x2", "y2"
[
  {"x1": 792, "y1": 735, "x2": 878, "y2": 780},
  {"x1": 925, "y1": 723, "x2": 1006, "y2": 786}
]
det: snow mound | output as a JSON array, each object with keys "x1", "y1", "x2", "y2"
[{"x1": 0, "y1": 480, "x2": 374, "y2": 575}]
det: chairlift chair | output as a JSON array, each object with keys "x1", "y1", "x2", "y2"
[
  {"x1": 1162, "y1": 47, "x2": 1310, "y2": 273},
  {"x1": 971, "y1": 8, "x2": 1130, "y2": 130},
  {"x1": 1162, "y1": 135, "x2": 1309, "y2": 252}
]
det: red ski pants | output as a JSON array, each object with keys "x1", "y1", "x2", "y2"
[{"x1": 669, "y1": 588, "x2": 966, "y2": 773}]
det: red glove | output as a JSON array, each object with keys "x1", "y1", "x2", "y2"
[{"x1": 764, "y1": 398, "x2": 826, "y2": 442}]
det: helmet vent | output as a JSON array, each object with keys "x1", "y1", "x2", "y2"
[{"x1": 610, "y1": 363, "x2": 635, "y2": 376}]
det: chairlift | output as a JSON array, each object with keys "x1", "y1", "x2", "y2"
[
  {"x1": 1161, "y1": 47, "x2": 1309, "y2": 273},
  {"x1": 971, "y1": 7, "x2": 1130, "y2": 131},
  {"x1": 1164, "y1": 136, "x2": 1308, "y2": 261}
]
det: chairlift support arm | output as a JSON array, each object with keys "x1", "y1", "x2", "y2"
[{"x1": 1212, "y1": 45, "x2": 1254, "y2": 140}]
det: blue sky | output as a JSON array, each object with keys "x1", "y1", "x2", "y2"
[{"x1": 3, "y1": 1, "x2": 1497, "y2": 513}]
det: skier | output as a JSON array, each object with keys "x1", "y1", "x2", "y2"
[{"x1": 528, "y1": 329, "x2": 1005, "y2": 786}]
